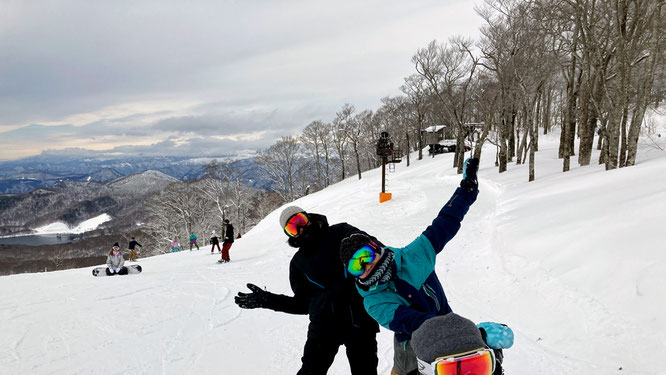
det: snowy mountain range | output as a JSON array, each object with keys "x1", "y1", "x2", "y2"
[
  {"x1": 0, "y1": 170, "x2": 181, "y2": 236},
  {"x1": 0, "y1": 153, "x2": 266, "y2": 194},
  {"x1": 1, "y1": 126, "x2": 664, "y2": 374}
]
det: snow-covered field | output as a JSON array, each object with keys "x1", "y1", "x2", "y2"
[
  {"x1": 32, "y1": 213, "x2": 112, "y2": 235},
  {"x1": 1, "y1": 124, "x2": 664, "y2": 374}
]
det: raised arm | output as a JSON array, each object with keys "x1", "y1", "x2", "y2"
[{"x1": 422, "y1": 158, "x2": 479, "y2": 254}]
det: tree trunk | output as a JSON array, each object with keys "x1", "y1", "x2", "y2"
[
  {"x1": 499, "y1": 116, "x2": 509, "y2": 173},
  {"x1": 405, "y1": 131, "x2": 411, "y2": 167},
  {"x1": 577, "y1": 69, "x2": 592, "y2": 166},
  {"x1": 625, "y1": 2, "x2": 662, "y2": 166},
  {"x1": 508, "y1": 108, "x2": 516, "y2": 161},
  {"x1": 354, "y1": 142, "x2": 362, "y2": 180},
  {"x1": 529, "y1": 114, "x2": 536, "y2": 182},
  {"x1": 544, "y1": 88, "x2": 552, "y2": 135},
  {"x1": 563, "y1": 15, "x2": 581, "y2": 172},
  {"x1": 619, "y1": 106, "x2": 629, "y2": 168},
  {"x1": 456, "y1": 127, "x2": 465, "y2": 174}
]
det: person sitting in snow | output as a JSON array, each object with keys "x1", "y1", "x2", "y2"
[
  {"x1": 234, "y1": 206, "x2": 380, "y2": 375},
  {"x1": 338, "y1": 158, "x2": 483, "y2": 375},
  {"x1": 411, "y1": 313, "x2": 513, "y2": 375},
  {"x1": 106, "y1": 242, "x2": 128, "y2": 276}
]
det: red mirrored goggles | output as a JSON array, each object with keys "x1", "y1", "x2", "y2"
[
  {"x1": 284, "y1": 212, "x2": 309, "y2": 237},
  {"x1": 418, "y1": 348, "x2": 494, "y2": 375}
]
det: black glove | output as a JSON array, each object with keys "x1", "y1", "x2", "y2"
[
  {"x1": 235, "y1": 283, "x2": 270, "y2": 309},
  {"x1": 460, "y1": 157, "x2": 479, "y2": 191}
]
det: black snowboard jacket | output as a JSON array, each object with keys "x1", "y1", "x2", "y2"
[
  {"x1": 265, "y1": 214, "x2": 378, "y2": 331},
  {"x1": 224, "y1": 224, "x2": 235, "y2": 244}
]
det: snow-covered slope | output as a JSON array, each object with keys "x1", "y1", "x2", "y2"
[{"x1": 1, "y1": 125, "x2": 664, "y2": 374}]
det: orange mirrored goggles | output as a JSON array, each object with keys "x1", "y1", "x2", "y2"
[
  {"x1": 418, "y1": 349, "x2": 494, "y2": 375},
  {"x1": 284, "y1": 212, "x2": 309, "y2": 237}
]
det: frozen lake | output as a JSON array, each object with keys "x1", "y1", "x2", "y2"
[{"x1": 0, "y1": 234, "x2": 76, "y2": 246}]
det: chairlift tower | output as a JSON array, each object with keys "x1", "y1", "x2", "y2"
[{"x1": 376, "y1": 131, "x2": 401, "y2": 203}]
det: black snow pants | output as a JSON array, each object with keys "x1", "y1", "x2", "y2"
[{"x1": 297, "y1": 321, "x2": 378, "y2": 375}]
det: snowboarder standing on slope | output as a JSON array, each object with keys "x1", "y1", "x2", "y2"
[
  {"x1": 210, "y1": 231, "x2": 221, "y2": 254},
  {"x1": 189, "y1": 233, "x2": 199, "y2": 250},
  {"x1": 106, "y1": 243, "x2": 128, "y2": 276},
  {"x1": 128, "y1": 237, "x2": 142, "y2": 261},
  {"x1": 339, "y1": 158, "x2": 505, "y2": 375},
  {"x1": 234, "y1": 207, "x2": 380, "y2": 375},
  {"x1": 220, "y1": 219, "x2": 234, "y2": 263}
]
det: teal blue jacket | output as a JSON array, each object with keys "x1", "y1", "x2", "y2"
[{"x1": 357, "y1": 187, "x2": 478, "y2": 342}]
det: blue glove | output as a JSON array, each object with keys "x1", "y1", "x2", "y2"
[
  {"x1": 115, "y1": 267, "x2": 121, "y2": 273},
  {"x1": 109, "y1": 268, "x2": 115, "y2": 273},
  {"x1": 478, "y1": 322, "x2": 514, "y2": 349}
]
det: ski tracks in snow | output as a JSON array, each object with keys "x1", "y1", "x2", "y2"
[{"x1": 443, "y1": 177, "x2": 631, "y2": 374}]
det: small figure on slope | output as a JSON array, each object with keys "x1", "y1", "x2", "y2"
[
  {"x1": 220, "y1": 219, "x2": 234, "y2": 263},
  {"x1": 189, "y1": 233, "x2": 199, "y2": 251},
  {"x1": 106, "y1": 243, "x2": 128, "y2": 276},
  {"x1": 128, "y1": 236, "x2": 142, "y2": 261},
  {"x1": 210, "y1": 231, "x2": 221, "y2": 254},
  {"x1": 171, "y1": 240, "x2": 181, "y2": 253}
]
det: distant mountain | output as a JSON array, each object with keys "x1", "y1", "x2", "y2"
[
  {"x1": 0, "y1": 153, "x2": 270, "y2": 194},
  {"x1": 108, "y1": 170, "x2": 179, "y2": 195},
  {"x1": 86, "y1": 167, "x2": 124, "y2": 182},
  {"x1": 0, "y1": 169, "x2": 182, "y2": 236}
]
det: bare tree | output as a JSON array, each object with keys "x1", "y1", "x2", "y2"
[
  {"x1": 256, "y1": 136, "x2": 301, "y2": 202},
  {"x1": 348, "y1": 110, "x2": 374, "y2": 179},
  {"x1": 331, "y1": 104, "x2": 354, "y2": 180},
  {"x1": 413, "y1": 37, "x2": 480, "y2": 173},
  {"x1": 301, "y1": 121, "x2": 325, "y2": 189},
  {"x1": 401, "y1": 74, "x2": 432, "y2": 160}
]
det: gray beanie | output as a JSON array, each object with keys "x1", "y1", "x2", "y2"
[
  {"x1": 279, "y1": 206, "x2": 305, "y2": 228},
  {"x1": 411, "y1": 313, "x2": 486, "y2": 363}
]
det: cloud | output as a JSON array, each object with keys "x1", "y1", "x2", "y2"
[{"x1": 0, "y1": 0, "x2": 483, "y2": 160}]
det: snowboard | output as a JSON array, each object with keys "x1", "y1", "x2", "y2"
[
  {"x1": 217, "y1": 259, "x2": 230, "y2": 264},
  {"x1": 92, "y1": 264, "x2": 142, "y2": 277}
]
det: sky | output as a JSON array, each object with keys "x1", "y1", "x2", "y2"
[{"x1": 0, "y1": 0, "x2": 483, "y2": 161}]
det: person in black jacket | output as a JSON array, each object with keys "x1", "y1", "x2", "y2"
[
  {"x1": 220, "y1": 219, "x2": 234, "y2": 263},
  {"x1": 234, "y1": 207, "x2": 379, "y2": 375},
  {"x1": 128, "y1": 237, "x2": 142, "y2": 261},
  {"x1": 210, "y1": 231, "x2": 221, "y2": 253}
]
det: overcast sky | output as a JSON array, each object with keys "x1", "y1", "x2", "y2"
[{"x1": 0, "y1": 0, "x2": 482, "y2": 161}]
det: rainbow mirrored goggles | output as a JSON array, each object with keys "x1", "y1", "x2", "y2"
[
  {"x1": 417, "y1": 348, "x2": 495, "y2": 375},
  {"x1": 346, "y1": 243, "x2": 380, "y2": 277},
  {"x1": 283, "y1": 212, "x2": 309, "y2": 237}
]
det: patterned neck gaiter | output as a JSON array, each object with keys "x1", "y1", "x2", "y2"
[{"x1": 357, "y1": 249, "x2": 395, "y2": 289}]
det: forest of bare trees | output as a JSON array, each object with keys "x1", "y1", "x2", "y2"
[
  {"x1": 145, "y1": 0, "x2": 663, "y2": 246},
  {"x1": 258, "y1": 0, "x2": 663, "y2": 192}
]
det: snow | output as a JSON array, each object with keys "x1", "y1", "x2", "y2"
[
  {"x1": 1, "y1": 125, "x2": 665, "y2": 374},
  {"x1": 423, "y1": 125, "x2": 447, "y2": 132},
  {"x1": 32, "y1": 213, "x2": 112, "y2": 235}
]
